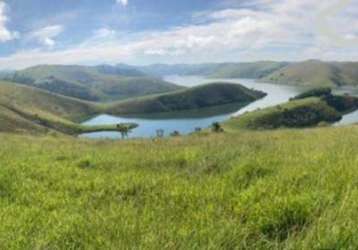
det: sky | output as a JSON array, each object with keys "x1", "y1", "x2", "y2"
[{"x1": 0, "y1": 0, "x2": 357, "y2": 69}]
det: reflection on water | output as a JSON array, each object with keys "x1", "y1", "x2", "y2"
[
  {"x1": 336, "y1": 110, "x2": 358, "y2": 126},
  {"x1": 80, "y1": 76, "x2": 358, "y2": 139}
]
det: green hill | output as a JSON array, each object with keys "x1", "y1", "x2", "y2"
[
  {"x1": 106, "y1": 82, "x2": 266, "y2": 115},
  {"x1": 0, "y1": 124, "x2": 358, "y2": 248},
  {"x1": 208, "y1": 61, "x2": 289, "y2": 78},
  {"x1": 0, "y1": 81, "x2": 137, "y2": 135},
  {"x1": 2, "y1": 65, "x2": 182, "y2": 101},
  {"x1": 263, "y1": 60, "x2": 358, "y2": 87},
  {"x1": 136, "y1": 61, "x2": 288, "y2": 78},
  {"x1": 225, "y1": 88, "x2": 358, "y2": 130},
  {"x1": 0, "y1": 81, "x2": 267, "y2": 134},
  {"x1": 136, "y1": 61, "x2": 358, "y2": 87}
]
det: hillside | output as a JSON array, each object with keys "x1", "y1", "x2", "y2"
[
  {"x1": 208, "y1": 61, "x2": 289, "y2": 79},
  {"x1": 0, "y1": 81, "x2": 135, "y2": 135},
  {"x1": 1, "y1": 65, "x2": 182, "y2": 101},
  {"x1": 136, "y1": 61, "x2": 288, "y2": 78},
  {"x1": 225, "y1": 88, "x2": 358, "y2": 130},
  {"x1": 106, "y1": 82, "x2": 266, "y2": 115},
  {"x1": 136, "y1": 61, "x2": 358, "y2": 87},
  {"x1": 263, "y1": 60, "x2": 358, "y2": 87},
  {"x1": 0, "y1": 80, "x2": 268, "y2": 134},
  {"x1": 0, "y1": 125, "x2": 358, "y2": 248}
]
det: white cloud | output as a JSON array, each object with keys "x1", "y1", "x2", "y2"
[
  {"x1": 0, "y1": 0, "x2": 358, "y2": 69},
  {"x1": 0, "y1": 2, "x2": 19, "y2": 42},
  {"x1": 93, "y1": 28, "x2": 116, "y2": 39},
  {"x1": 28, "y1": 25, "x2": 64, "y2": 48},
  {"x1": 116, "y1": 0, "x2": 128, "y2": 7}
]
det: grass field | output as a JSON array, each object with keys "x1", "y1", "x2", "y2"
[{"x1": 0, "y1": 125, "x2": 358, "y2": 249}]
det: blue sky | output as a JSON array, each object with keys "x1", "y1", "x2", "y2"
[{"x1": 0, "y1": 0, "x2": 357, "y2": 69}]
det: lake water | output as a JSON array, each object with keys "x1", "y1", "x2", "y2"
[{"x1": 80, "y1": 76, "x2": 358, "y2": 139}]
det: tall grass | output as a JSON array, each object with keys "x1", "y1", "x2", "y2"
[{"x1": 0, "y1": 126, "x2": 357, "y2": 249}]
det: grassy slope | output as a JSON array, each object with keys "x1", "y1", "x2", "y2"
[
  {"x1": 137, "y1": 62, "x2": 288, "y2": 78},
  {"x1": 0, "y1": 81, "x2": 133, "y2": 135},
  {"x1": 263, "y1": 60, "x2": 358, "y2": 87},
  {"x1": 106, "y1": 82, "x2": 266, "y2": 115},
  {"x1": 223, "y1": 87, "x2": 358, "y2": 131},
  {"x1": 0, "y1": 80, "x2": 98, "y2": 120},
  {"x1": 0, "y1": 81, "x2": 266, "y2": 134},
  {"x1": 3, "y1": 65, "x2": 182, "y2": 101},
  {"x1": 224, "y1": 97, "x2": 342, "y2": 130},
  {"x1": 0, "y1": 126, "x2": 358, "y2": 249},
  {"x1": 209, "y1": 61, "x2": 289, "y2": 79}
]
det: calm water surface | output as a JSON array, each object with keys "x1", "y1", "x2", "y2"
[{"x1": 81, "y1": 76, "x2": 358, "y2": 139}]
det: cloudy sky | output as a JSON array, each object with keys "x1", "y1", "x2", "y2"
[{"x1": 0, "y1": 0, "x2": 357, "y2": 69}]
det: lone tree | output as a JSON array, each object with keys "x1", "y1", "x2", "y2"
[
  {"x1": 116, "y1": 123, "x2": 138, "y2": 139},
  {"x1": 170, "y1": 130, "x2": 180, "y2": 137},
  {"x1": 212, "y1": 122, "x2": 224, "y2": 133},
  {"x1": 117, "y1": 124, "x2": 130, "y2": 139}
]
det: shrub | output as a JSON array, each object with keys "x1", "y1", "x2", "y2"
[
  {"x1": 212, "y1": 122, "x2": 224, "y2": 133},
  {"x1": 170, "y1": 131, "x2": 181, "y2": 137}
]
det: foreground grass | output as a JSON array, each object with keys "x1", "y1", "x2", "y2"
[{"x1": 0, "y1": 126, "x2": 358, "y2": 249}]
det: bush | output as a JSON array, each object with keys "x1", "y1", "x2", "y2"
[
  {"x1": 170, "y1": 131, "x2": 181, "y2": 137},
  {"x1": 212, "y1": 122, "x2": 224, "y2": 133},
  {"x1": 291, "y1": 87, "x2": 332, "y2": 101}
]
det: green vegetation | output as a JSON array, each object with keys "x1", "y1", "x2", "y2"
[
  {"x1": 0, "y1": 80, "x2": 265, "y2": 135},
  {"x1": 106, "y1": 82, "x2": 266, "y2": 115},
  {"x1": 208, "y1": 61, "x2": 289, "y2": 79},
  {"x1": 0, "y1": 81, "x2": 137, "y2": 135},
  {"x1": 1, "y1": 65, "x2": 182, "y2": 101},
  {"x1": 1, "y1": 65, "x2": 358, "y2": 249},
  {"x1": 0, "y1": 125, "x2": 358, "y2": 248},
  {"x1": 225, "y1": 98, "x2": 341, "y2": 130},
  {"x1": 263, "y1": 60, "x2": 358, "y2": 87},
  {"x1": 137, "y1": 61, "x2": 289, "y2": 79},
  {"x1": 291, "y1": 87, "x2": 332, "y2": 100},
  {"x1": 138, "y1": 60, "x2": 358, "y2": 87},
  {"x1": 225, "y1": 88, "x2": 358, "y2": 130}
]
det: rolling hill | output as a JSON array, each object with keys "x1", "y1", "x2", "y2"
[
  {"x1": 136, "y1": 60, "x2": 358, "y2": 87},
  {"x1": 0, "y1": 80, "x2": 267, "y2": 134},
  {"x1": 136, "y1": 61, "x2": 288, "y2": 79},
  {"x1": 262, "y1": 60, "x2": 358, "y2": 87},
  {"x1": 225, "y1": 88, "x2": 358, "y2": 130},
  {"x1": 1, "y1": 64, "x2": 182, "y2": 101},
  {"x1": 207, "y1": 62, "x2": 289, "y2": 79},
  {"x1": 0, "y1": 81, "x2": 137, "y2": 134},
  {"x1": 106, "y1": 82, "x2": 266, "y2": 115}
]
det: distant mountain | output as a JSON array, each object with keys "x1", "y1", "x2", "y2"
[
  {"x1": 106, "y1": 82, "x2": 266, "y2": 115},
  {"x1": 136, "y1": 63, "x2": 219, "y2": 76},
  {"x1": 1, "y1": 65, "x2": 182, "y2": 102},
  {"x1": 136, "y1": 62, "x2": 288, "y2": 79},
  {"x1": 135, "y1": 60, "x2": 358, "y2": 87},
  {"x1": 262, "y1": 60, "x2": 358, "y2": 87},
  {"x1": 207, "y1": 62, "x2": 289, "y2": 79}
]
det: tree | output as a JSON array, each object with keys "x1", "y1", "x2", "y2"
[
  {"x1": 212, "y1": 122, "x2": 224, "y2": 133},
  {"x1": 170, "y1": 130, "x2": 180, "y2": 137},
  {"x1": 117, "y1": 124, "x2": 129, "y2": 139}
]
